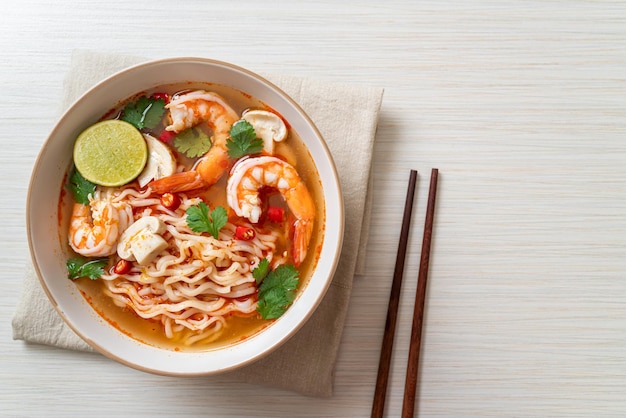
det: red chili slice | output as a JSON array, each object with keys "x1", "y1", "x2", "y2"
[
  {"x1": 158, "y1": 130, "x2": 176, "y2": 143},
  {"x1": 113, "y1": 259, "x2": 132, "y2": 275},
  {"x1": 235, "y1": 226, "x2": 256, "y2": 241},
  {"x1": 160, "y1": 193, "x2": 181, "y2": 211},
  {"x1": 267, "y1": 206, "x2": 284, "y2": 223},
  {"x1": 151, "y1": 92, "x2": 170, "y2": 103}
]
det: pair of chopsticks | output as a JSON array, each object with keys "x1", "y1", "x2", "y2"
[{"x1": 371, "y1": 168, "x2": 439, "y2": 418}]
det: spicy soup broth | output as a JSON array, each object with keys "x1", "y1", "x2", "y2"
[{"x1": 58, "y1": 82, "x2": 325, "y2": 352}]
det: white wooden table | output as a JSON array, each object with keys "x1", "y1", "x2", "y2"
[{"x1": 2, "y1": 1, "x2": 625, "y2": 416}]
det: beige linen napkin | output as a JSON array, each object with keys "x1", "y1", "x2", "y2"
[{"x1": 12, "y1": 50, "x2": 383, "y2": 398}]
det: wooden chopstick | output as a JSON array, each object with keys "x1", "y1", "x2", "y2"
[
  {"x1": 402, "y1": 168, "x2": 439, "y2": 417},
  {"x1": 371, "y1": 169, "x2": 418, "y2": 418}
]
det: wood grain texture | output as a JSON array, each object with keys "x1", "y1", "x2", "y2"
[{"x1": 2, "y1": 1, "x2": 625, "y2": 416}]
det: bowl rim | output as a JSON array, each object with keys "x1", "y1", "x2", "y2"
[{"x1": 27, "y1": 56, "x2": 345, "y2": 375}]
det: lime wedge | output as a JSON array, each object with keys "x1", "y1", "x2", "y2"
[{"x1": 73, "y1": 120, "x2": 148, "y2": 187}]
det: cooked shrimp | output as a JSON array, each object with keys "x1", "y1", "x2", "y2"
[
  {"x1": 149, "y1": 91, "x2": 239, "y2": 194},
  {"x1": 227, "y1": 156, "x2": 315, "y2": 266},
  {"x1": 68, "y1": 190, "x2": 131, "y2": 257}
]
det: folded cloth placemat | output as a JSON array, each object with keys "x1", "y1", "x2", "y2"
[{"x1": 12, "y1": 50, "x2": 383, "y2": 398}]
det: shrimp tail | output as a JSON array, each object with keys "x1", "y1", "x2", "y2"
[
  {"x1": 149, "y1": 171, "x2": 208, "y2": 194},
  {"x1": 292, "y1": 219, "x2": 313, "y2": 267}
]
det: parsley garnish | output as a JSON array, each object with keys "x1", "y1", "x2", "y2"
[
  {"x1": 254, "y1": 260, "x2": 300, "y2": 319},
  {"x1": 173, "y1": 127, "x2": 212, "y2": 158},
  {"x1": 68, "y1": 168, "x2": 96, "y2": 205},
  {"x1": 226, "y1": 120, "x2": 264, "y2": 159},
  {"x1": 121, "y1": 96, "x2": 166, "y2": 130},
  {"x1": 185, "y1": 202, "x2": 228, "y2": 238},
  {"x1": 67, "y1": 257, "x2": 108, "y2": 280}
]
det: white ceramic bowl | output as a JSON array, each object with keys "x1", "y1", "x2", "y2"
[{"x1": 27, "y1": 58, "x2": 343, "y2": 375}]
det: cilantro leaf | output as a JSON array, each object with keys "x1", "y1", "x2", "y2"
[
  {"x1": 67, "y1": 257, "x2": 107, "y2": 280},
  {"x1": 68, "y1": 168, "x2": 96, "y2": 205},
  {"x1": 174, "y1": 128, "x2": 212, "y2": 158},
  {"x1": 253, "y1": 258, "x2": 270, "y2": 284},
  {"x1": 226, "y1": 120, "x2": 264, "y2": 159},
  {"x1": 256, "y1": 264, "x2": 299, "y2": 319},
  {"x1": 141, "y1": 98, "x2": 166, "y2": 129},
  {"x1": 185, "y1": 202, "x2": 228, "y2": 238},
  {"x1": 121, "y1": 96, "x2": 166, "y2": 130},
  {"x1": 257, "y1": 288, "x2": 291, "y2": 320}
]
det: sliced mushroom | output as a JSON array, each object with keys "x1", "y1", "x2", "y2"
[
  {"x1": 117, "y1": 216, "x2": 168, "y2": 266},
  {"x1": 136, "y1": 133, "x2": 177, "y2": 188},
  {"x1": 242, "y1": 110, "x2": 287, "y2": 154}
]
